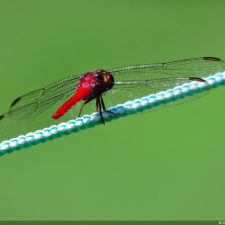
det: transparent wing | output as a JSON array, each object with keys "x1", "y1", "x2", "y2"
[
  {"x1": 103, "y1": 57, "x2": 225, "y2": 108},
  {"x1": 9, "y1": 76, "x2": 80, "y2": 111},
  {"x1": 109, "y1": 57, "x2": 224, "y2": 78},
  {"x1": 0, "y1": 75, "x2": 82, "y2": 141}
]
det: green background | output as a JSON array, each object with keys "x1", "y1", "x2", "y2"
[{"x1": 0, "y1": 0, "x2": 225, "y2": 220}]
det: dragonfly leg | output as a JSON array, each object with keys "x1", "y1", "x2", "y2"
[
  {"x1": 100, "y1": 96, "x2": 116, "y2": 116},
  {"x1": 78, "y1": 99, "x2": 92, "y2": 117},
  {"x1": 96, "y1": 97, "x2": 105, "y2": 124},
  {"x1": 96, "y1": 98, "x2": 99, "y2": 112}
]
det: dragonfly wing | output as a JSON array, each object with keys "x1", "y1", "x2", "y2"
[
  {"x1": 102, "y1": 57, "x2": 225, "y2": 110},
  {"x1": 101, "y1": 78, "x2": 207, "y2": 110},
  {"x1": 0, "y1": 90, "x2": 82, "y2": 141},
  {"x1": 0, "y1": 75, "x2": 82, "y2": 141},
  {"x1": 109, "y1": 57, "x2": 225, "y2": 79},
  {"x1": 9, "y1": 75, "x2": 80, "y2": 111}
]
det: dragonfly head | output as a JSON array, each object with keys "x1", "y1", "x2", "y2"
[{"x1": 96, "y1": 69, "x2": 114, "y2": 90}]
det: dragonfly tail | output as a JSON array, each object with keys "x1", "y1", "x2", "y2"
[{"x1": 52, "y1": 87, "x2": 90, "y2": 119}]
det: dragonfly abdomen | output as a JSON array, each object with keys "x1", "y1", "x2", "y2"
[{"x1": 51, "y1": 87, "x2": 90, "y2": 119}]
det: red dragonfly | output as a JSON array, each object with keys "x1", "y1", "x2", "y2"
[{"x1": 0, "y1": 57, "x2": 224, "y2": 141}]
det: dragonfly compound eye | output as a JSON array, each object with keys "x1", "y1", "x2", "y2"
[{"x1": 97, "y1": 70, "x2": 114, "y2": 90}]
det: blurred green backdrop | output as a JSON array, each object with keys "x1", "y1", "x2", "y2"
[{"x1": 0, "y1": 0, "x2": 225, "y2": 221}]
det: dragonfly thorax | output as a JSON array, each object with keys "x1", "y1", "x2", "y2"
[{"x1": 77, "y1": 69, "x2": 114, "y2": 99}]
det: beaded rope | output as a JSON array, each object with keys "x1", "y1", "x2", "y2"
[{"x1": 0, "y1": 72, "x2": 225, "y2": 155}]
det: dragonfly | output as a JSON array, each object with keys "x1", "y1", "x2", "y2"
[{"x1": 0, "y1": 57, "x2": 225, "y2": 141}]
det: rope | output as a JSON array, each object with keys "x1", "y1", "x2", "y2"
[{"x1": 0, "y1": 72, "x2": 224, "y2": 156}]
